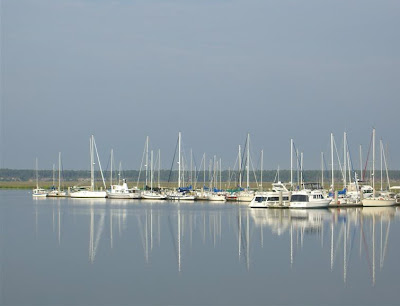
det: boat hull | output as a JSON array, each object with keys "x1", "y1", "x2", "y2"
[
  {"x1": 107, "y1": 193, "x2": 141, "y2": 199},
  {"x1": 362, "y1": 198, "x2": 396, "y2": 207},
  {"x1": 290, "y1": 199, "x2": 331, "y2": 209},
  {"x1": 70, "y1": 191, "x2": 107, "y2": 198}
]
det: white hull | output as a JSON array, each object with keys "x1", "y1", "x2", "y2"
[
  {"x1": 47, "y1": 190, "x2": 67, "y2": 197},
  {"x1": 207, "y1": 194, "x2": 226, "y2": 202},
  {"x1": 32, "y1": 188, "x2": 47, "y2": 197},
  {"x1": 249, "y1": 191, "x2": 291, "y2": 208},
  {"x1": 141, "y1": 192, "x2": 166, "y2": 200},
  {"x1": 236, "y1": 195, "x2": 254, "y2": 202},
  {"x1": 167, "y1": 193, "x2": 195, "y2": 201},
  {"x1": 362, "y1": 198, "x2": 396, "y2": 207},
  {"x1": 107, "y1": 193, "x2": 141, "y2": 199},
  {"x1": 70, "y1": 191, "x2": 107, "y2": 198},
  {"x1": 290, "y1": 199, "x2": 331, "y2": 208},
  {"x1": 250, "y1": 200, "x2": 290, "y2": 208}
]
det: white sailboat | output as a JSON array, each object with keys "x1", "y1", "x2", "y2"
[
  {"x1": 70, "y1": 135, "x2": 107, "y2": 198},
  {"x1": 47, "y1": 152, "x2": 67, "y2": 197},
  {"x1": 142, "y1": 150, "x2": 166, "y2": 200},
  {"x1": 362, "y1": 129, "x2": 396, "y2": 207},
  {"x1": 32, "y1": 158, "x2": 47, "y2": 197},
  {"x1": 167, "y1": 132, "x2": 195, "y2": 201}
]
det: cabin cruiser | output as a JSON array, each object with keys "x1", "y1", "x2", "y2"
[
  {"x1": 249, "y1": 182, "x2": 290, "y2": 208},
  {"x1": 107, "y1": 179, "x2": 141, "y2": 199},
  {"x1": 290, "y1": 183, "x2": 331, "y2": 209}
]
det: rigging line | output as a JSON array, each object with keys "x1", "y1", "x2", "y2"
[
  {"x1": 136, "y1": 139, "x2": 147, "y2": 187},
  {"x1": 333, "y1": 137, "x2": 344, "y2": 182},
  {"x1": 167, "y1": 136, "x2": 179, "y2": 184},
  {"x1": 250, "y1": 154, "x2": 259, "y2": 186},
  {"x1": 346, "y1": 135, "x2": 358, "y2": 184},
  {"x1": 292, "y1": 141, "x2": 305, "y2": 183},
  {"x1": 363, "y1": 132, "x2": 373, "y2": 181}
]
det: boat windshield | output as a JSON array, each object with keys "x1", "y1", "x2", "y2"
[{"x1": 291, "y1": 194, "x2": 309, "y2": 202}]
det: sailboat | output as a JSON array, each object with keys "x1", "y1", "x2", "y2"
[
  {"x1": 226, "y1": 134, "x2": 255, "y2": 202},
  {"x1": 47, "y1": 152, "x2": 67, "y2": 197},
  {"x1": 167, "y1": 132, "x2": 195, "y2": 201},
  {"x1": 70, "y1": 135, "x2": 107, "y2": 198},
  {"x1": 142, "y1": 150, "x2": 166, "y2": 200},
  {"x1": 32, "y1": 158, "x2": 47, "y2": 197},
  {"x1": 362, "y1": 129, "x2": 396, "y2": 207}
]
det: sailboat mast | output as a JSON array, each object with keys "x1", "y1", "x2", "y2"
[
  {"x1": 246, "y1": 133, "x2": 250, "y2": 190},
  {"x1": 58, "y1": 152, "x2": 61, "y2": 192},
  {"x1": 238, "y1": 145, "x2": 242, "y2": 188},
  {"x1": 360, "y1": 145, "x2": 363, "y2": 180},
  {"x1": 110, "y1": 149, "x2": 113, "y2": 187},
  {"x1": 331, "y1": 133, "x2": 334, "y2": 192},
  {"x1": 343, "y1": 132, "x2": 347, "y2": 188},
  {"x1": 372, "y1": 128, "x2": 375, "y2": 194},
  {"x1": 145, "y1": 136, "x2": 149, "y2": 188},
  {"x1": 321, "y1": 152, "x2": 324, "y2": 188},
  {"x1": 158, "y1": 149, "x2": 161, "y2": 189},
  {"x1": 220, "y1": 158, "x2": 222, "y2": 190},
  {"x1": 178, "y1": 132, "x2": 181, "y2": 188},
  {"x1": 260, "y1": 149, "x2": 263, "y2": 190},
  {"x1": 203, "y1": 153, "x2": 206, "y2": 190},
  {"x1": 150, "y1": 150, "x2": 153, "y2": 191},
  {"x1": 90, "y1": 136, "x2": 94, "y2": 191},
  {"x1": 52, "y1": 163, "x2": 55, "y2": 188},
  {"x1": 290, "y1": 139, "x2": 293, "y2": 188},
  {"x1": 35, "y1": 157, "x2": 39, "y2": 189},
  {"x1": 380, "y1": 139, "x2": 383, "y2": 191}
]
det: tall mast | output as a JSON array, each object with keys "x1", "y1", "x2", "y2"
[
  {"x1": 90, "y1": 135, "x2": 94, "y2": 191},
  {"x1": 178, "y1": 132, "x2": 181, "y2": 188},
  {"x1": 58, "y1": 152, "x2": 61, "y2": 192},
  {"x1": 150, "y1": 150, "x2": 153, "y2": 191},
  {"x1": 145, "y1": 136, "x2": 149, "y2": 188},
  {"x1": 380, "y1": 139, "x2": 383, "y2": 192},
  {"x1": 203, "y1": 153, "x2": 206, "y2": 190},
  {"x1": 290, "y1": 139, "x2": 293, "y2": 188},
  {"x1": 260, "y1": 150, "x2": 263, "y2": 190},
  {"x1": 360, "y1": 145, "x2": 363, "y2": 181},
  {"x1": 321, "y1": 152, "x2": 324, "y2": 189},
  {"x1": 343, "y1": 132, "x2": 347, "y2": 188},
  {"x1": 158, "y1": 149, "x2": 161, "y2": 189},
  {"x1": 331, "y1": 133, "x2": 334, "y2": 192},
  {"x1": 300, "y1": 152, "x2": 303, "y2": 188},
  {"x1": 52, "y1": 163, "x2": 55, "y2": 188},
  {"x1": 190, "y1": 148, "x2": 193, "y2": 187},
  {"x1": 110, "y1": 149, "x2": 113, "y2": 187},
  {"x1": 238, "y1": 145, "x2": 242, "y2": 188},
  {"x1": 219, "y1": 158, "x2": 222, "y2": 190},
  {"x1": 372, "y1": 128, "x2": 375, "y2": 193},
  {"x1": 246, "y1": 133, "x2": 250, "y2": 190},
  {"x1": 35, "y1": 157, "x2": 39, "y2": 189}
]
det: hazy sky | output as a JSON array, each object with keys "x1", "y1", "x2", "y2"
[{"x1": 1, "y1": 0, "x2": 399, "y2": 171}]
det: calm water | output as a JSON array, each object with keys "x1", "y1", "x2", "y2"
[{"x1": 1, "y1": 190, "x2": 400, "y2": 305}]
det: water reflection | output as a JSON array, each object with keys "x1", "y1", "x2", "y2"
[{"x1": 31, "y1": 198, "x2": 399, "y2": 287}]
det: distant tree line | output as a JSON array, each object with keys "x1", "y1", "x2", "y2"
[{"x1": 1, "y1": 168, "x2": 400, "y2": 184}]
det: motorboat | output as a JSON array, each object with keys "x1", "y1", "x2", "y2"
[
  {"x1": 290, "y1": 189, "x2": 331, "y2": 209},
  {"x1": 107, "y1": 179, "x2": 141, "y2": 199},
  {"x1": 249, "y1": 182, "x2": 290, "y2": 208}
]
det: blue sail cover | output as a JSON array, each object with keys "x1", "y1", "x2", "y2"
[
  {"x1": 178, "y1": 185, "x2": 192, "y2": 192},
  {"x1": 329, "y1": 188, "x2": 347, "y2": 197},
  {"x1": 213, "y1": 187, "x2": 223, "y2": 193}
]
